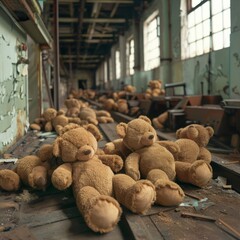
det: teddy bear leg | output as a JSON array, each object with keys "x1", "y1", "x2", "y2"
[
  {"x1": 188, "y1": 160, "x2": 213, "y2": 187},
  {"x1": 113, "y1": 174, "x2": 156, "y2": 214},
  {"x1": 76, "y1": 186, "x2": 122, "y2": 233},
  {"x1": 152, "y1": 118, "x2": 164, "y2": 129},
  {"x1": 0, "y1": 169, "x2": 20, "y2": 191},
  {"x1": 147, "y1": 169, "x2": 184, "y2": 206},
  {"x1": 175, "y1": 161, "x2": 212, "y2": 187},
  {"x1": 28, "y1": 166, "x2": 48, "y2": 190}
]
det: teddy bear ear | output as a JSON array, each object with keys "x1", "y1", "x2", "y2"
[
  {"x1": 176, "y1": 128, "x2": 183, "y2": 138},
  {"x1": 206, "y1": 126, "x2": 214, "y2": 137},
  {"x1": 84, "y1": 124, "x2": 103, "y2": 141},
  {"x1": 138, "y1": 115, "x2": 152, "y2": 125},
  {"x1": 53, "y1": 137, "x2": 62, "y2": 157},
  {"x1": 186, "y1": 125, "x2": 199, "y2": 139},
  {"x1": 116, "y1": 122, "x2": 128, "y2": 138}
]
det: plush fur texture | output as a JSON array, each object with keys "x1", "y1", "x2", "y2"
[
  {"x1": 51, "y1": 123, "x2": 155, "y2": 233},
  {"x1": 105, "y1": 116, "x2": 184, "y2": 206}
]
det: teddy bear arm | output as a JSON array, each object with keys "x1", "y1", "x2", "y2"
[
  {"x1": 198, "y1": 147, "x2": 212, "y2": 163},
  {"x1": 51, "y1": 163, "x2": 73, "y2": 190},
  {"x1": 97, "y1": 155, "x2": 123, "y2": 173},
  {"x1": 156, "y1": 141, "x2": 180, "y2": 155},
  {"x1": 125, "y1": 152, "x2": 141, "y2": 180},
  {"x1": 45, "y1": 121, "x2": 53, "y2": 132}
]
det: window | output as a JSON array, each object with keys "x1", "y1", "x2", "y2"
[
  {"x1": 181, "y1": 0, "x2": 231, "y2": 59},
  {"x1": 144, "y1": 12, "x2": 160, "y2": 71},
  {"x1": 109, "y1": 57, "x2": 113, "y2": 81},
  {"x1": 104, "y1": 60, "x2": 108, "y2": 83},
  {"x1": 126, "y1": 38, "x2": 135, "y2": 75},
  {"x1": 115, "y1": 50, "x2": 121, "y2": 79}
]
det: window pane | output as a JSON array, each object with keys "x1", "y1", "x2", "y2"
[
  {"x1": 223, "y1": 9, "x2": 231, "y2": 29},
  {"x1": 195, "y1": 6, "x2": 202, "y2": 24},
  {"x1": 203, "y1": 19, "x2": 210, "y2": 37},
  {"x1": 196, "y1": 39, "x2": 203, "y2": 55},
  {"x1": 188, "y1": 12, "x2": 195, "y2": 28},
  {"x1": 189, "y1": 42, "x2": 196, "y2": 57},
  {"x1": 223, "y1": 28, "x2": 230, "y2": 47},
  {"x1": 192, "y1": 0, "x2": 202, "y2": 8},
  {"x1": 223, "y1": 0, "x2": 230, "y2": 9},
  {"x1": 212, "y1": 0, "x2": 222, "y2": 15},
  {"x1": 202, "y1": 1, "x2": 210, "y2": 20},
  {"x1": 196, "y1": 23, "x2": 203, "y2": 40},
  {"x1": 212, "y1": 12, "x2": 223, "y2": 33},
  {"x1": 188, "y1": 27, "x2": 196, "y2": 42},
  {"x1": 213, "y1": 31, "x2": 223, "y2": 50},
  {"x1": 203, "y1": 37, "x2": 210, "y2": 53}
]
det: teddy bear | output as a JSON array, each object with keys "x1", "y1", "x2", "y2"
[
  {"x1": 95, "y1": 110, "x2": 114, "y2": 123},
  {"x1": 78, "y1": 107, "x2": 99, "y2": 125},
  {"x1": 116, "y1": 99, "x2": 129, "y2": 114},
  {"x1": 168, "y1": 124, "x2": 214, "y2": 188},
  {"x1": 51, "y1": 123, "x2": 156, "y2": 233},
  {"x1": 103, "y1": 98, "x2": 118, "y2": 111},
  {"x1": 14, "y1": 144, "x2": 59, "y2": 190},
  {"x1": 124, "y1": 84, "x2": 136, "y2": 93},
  {"x1": 145, "y1": 80, "x2": 165, "y2": 99},
  {"x1": 104, "y1": 115, "x2": 184, "y2": 206},
  {"x1": 69, "y1": 88, "x2": 83, "y2": 99},
  {"x1": 30, "y1": 108, "x2": 58, "y2": 132},
  {"x1": 0, "y1": 169, "x2": 20, "y2": 191},
  {"x1": 64, "y1": 98, "x2": 82, "y2": 117}
]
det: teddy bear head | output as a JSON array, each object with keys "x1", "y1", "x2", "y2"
[
  {"x1": 42, "y1": 108, "x2": 57, "y2": 121},
  {"x1": 53, "y1": 123, "x2": 102, "y2": 162},
  {"x1": 176, "y1": 124, "x2": 214, "y2": 147},
  {"x1": 124, "y1": 85, "x2": 136, "y2": 93},
  {"x1": 148, "y1": 80, "x2": 162, "y2": 90},
  {"x1": 116, "y1": 115, "x2": 157, "y2": 151}
]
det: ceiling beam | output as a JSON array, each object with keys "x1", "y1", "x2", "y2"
[
  {"x1": 61, "y1": 55, "x2": 104, "y2": 58},
  {"x1": 59, "y1": 33, "x2": 114, "y2": 37},
  {"x1": 51, "y1": 18, "x2": 126, "y2": 23},
  {"x1": 46, "y1": 0, "x2": 133, "y2": 3},
  {"x1": 60, "y1": 39, "x2": 114, "y2": 43}
]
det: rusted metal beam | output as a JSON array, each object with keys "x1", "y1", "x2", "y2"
[
  {"x1": 51, "y1": 17, "x2": 126, "y2": 23},
  {"x1": 47, "y1": 0, "x2": 133, "y2": 3},
  {"x1": 53, "y1": 0, "x2": 60, "y2": 110}
]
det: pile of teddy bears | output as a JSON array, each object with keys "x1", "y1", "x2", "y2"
[{"x1": 0, "y1": 102, "x2": 214, "y2": 234}]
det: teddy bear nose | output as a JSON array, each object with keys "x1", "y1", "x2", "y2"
[
  {"x1": 148, "y1": 135, "x2": 154, "y2": 140},
  {"x1": 83, "y1": 149, "x2": 91, "y2": 155}
]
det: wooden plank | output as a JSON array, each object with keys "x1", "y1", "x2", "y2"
[{"x1": 0, "y1": 225, "x2": 38, "y2": 240}]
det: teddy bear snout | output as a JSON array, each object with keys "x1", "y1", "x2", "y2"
[
  {"x1": 140, "y1": 132, "x2": 155, "y2": 146},
  {"x1": 83, "y1": 149, "x2": 91, "y2": 155},
  {"x1": 76, "y1": 146, "x2": 94, "y2": 160}
]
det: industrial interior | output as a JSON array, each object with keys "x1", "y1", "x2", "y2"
[{"x1": 0, "y1": 0, "x2": 240, "y2": 239}]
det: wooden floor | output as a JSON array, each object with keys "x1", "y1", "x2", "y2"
[{"x1": 1, "y1": 121, "x2": 240, "y2": 240}]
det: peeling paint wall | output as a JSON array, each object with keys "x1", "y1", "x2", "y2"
[{"x1": 0, "y1": 7, "x2": 28, "y2": 154}]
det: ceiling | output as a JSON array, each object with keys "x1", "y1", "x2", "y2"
[{"x1": 44, "y1": 0, "x2": 151, "y2": 71}]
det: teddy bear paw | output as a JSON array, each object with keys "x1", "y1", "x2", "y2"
[
  {"x1": 126, "y1": 168, "x2": 140, "y2": 181},
  {"x1": 0, "y1": 170, "x2": 20, "y2": 191},
  {"x1": 51, "y1": 171, "x2": 72, "y2": 190},
  {"x1": 154, "y1": 179, "x2": 185, "y2": 206},
  {"x1": 86, "y1": 196, "x2": 122, "y2": 233},
  {"x1": 125, "y1": 180, "x2": 156, "y2": 214},
  {"x1": 111, "y1": 155, "x2": 123, "y2": 173},
  {"x1": 189, "y1": 160, "x2": 213, "y2": 187}
]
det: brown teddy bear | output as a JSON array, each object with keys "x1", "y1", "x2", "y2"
[
  {"x1": 0, "y1": 169, "x2": 20, "y2": 191},
  {"x1": 64, "y1": 98, "x2": 82, "y2": 117},
  {"x1": 103, "y1": 98, "x2": 118, "y2": 111},
  {"x1": 116, "y1": 99, "x2": 129, "y2": 114},
  {"x1": 145, "y1": 80, "x2": 165, "y2": 99},
  {"x1": 124, "y1": 84, "x2": 136, "y2": 93},
  {"x1": 30, "y1": 108, "x2": 57, "y2": 132},
  {"x1": 51, "y1": 123, "x2": 156, "y2": 233},
  {"x1": 104, "y1": 116, "x2": 184, "y2": 206},
  {"x1": 95, "y1": 110, "x2": 114, "y2": 123},
  {"x1": 78, "y1": 107, "x2": 98, "y2": 125},
  {"x1": 14, "y1": 144, "x2": 59, "y2": 190},
  {"x1": 170, "y1": 124, "x2": 214, "y2": 187}
]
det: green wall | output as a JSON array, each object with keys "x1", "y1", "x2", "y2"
[{"x1": 0, "y1": 6, "x2": 28, "y2": 154}]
